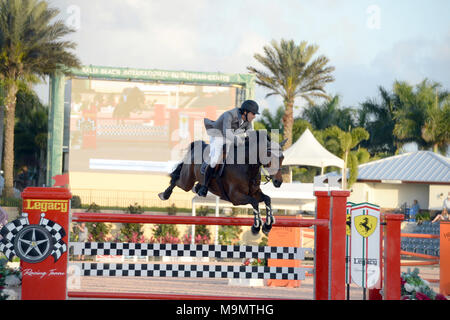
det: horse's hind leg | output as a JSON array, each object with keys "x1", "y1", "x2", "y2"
[
  {"x1": 261, "y1": 193, "x2": 275, "y2": 236},
  {"x1": 158, "y1": 162, "x2": 183, "y2": 200}
]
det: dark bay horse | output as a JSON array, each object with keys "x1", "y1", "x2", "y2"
[{"x1": 158, "y1": 130, "x2": 286, "y2": 236}]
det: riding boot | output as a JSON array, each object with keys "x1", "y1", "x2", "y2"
[
  {"x1": 197, "y1": 165, "x2": 214, "y2": 197},
  {"x1": 200, "y1": 161, "x2": 208, "y2": 175}
]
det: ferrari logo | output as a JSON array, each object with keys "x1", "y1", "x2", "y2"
[
  {"x1": 354, "y1": 215, "x2": 378, "y2": 238},
  {"x1": 346, "y1": 214, "x2": 351, "y2": 236}
]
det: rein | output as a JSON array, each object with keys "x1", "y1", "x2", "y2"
[{"x1": 260, "y1": 166, "x2": 272, "y2": 185}]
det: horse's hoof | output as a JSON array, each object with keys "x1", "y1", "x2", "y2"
[
  {"x1": 251, "y1": 225, "x2": 260, "y2": 235},
  {"x1": 262, "y1": 223, "x2": 272, "y2": 236},
  {"x1": 158, "y1": 192, "x2": 168, "y2": 200},
  {"x1": 197, "y1": 185, "x2": 208, "y2": 197}
]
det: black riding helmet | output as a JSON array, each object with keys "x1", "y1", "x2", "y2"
[{"x1": 239, "y1": 100, "x2": 260, "y2": 115}]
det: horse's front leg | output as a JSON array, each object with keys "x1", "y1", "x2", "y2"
[
  {"x1": 261, "y1": 193, "x2": 275, "y2": 236},
  {"x1": 245, "y1": 196, "x2": 262, "y2": 235}
]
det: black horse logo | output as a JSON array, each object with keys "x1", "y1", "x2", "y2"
[{"x1": 359, "y1": 217, "x2": 371, "y2": 233}]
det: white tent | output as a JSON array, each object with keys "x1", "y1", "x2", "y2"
[{"x1": 283, "y1": 128, "x2": 344, "y2": 174}]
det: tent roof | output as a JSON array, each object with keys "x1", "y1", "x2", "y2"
[{"x1": 282, "y1": 128, "x2": 344, "y2": 168}]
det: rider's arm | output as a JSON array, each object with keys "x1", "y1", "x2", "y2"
[{"x1": 222, "y1": 111, "x2": 233, "y2": 137}]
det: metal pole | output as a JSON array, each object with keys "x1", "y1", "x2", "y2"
[
  {"x1": 383, "y1": 213, "x2": 404, "y2": 300},
  {"x1": 215, "y1": 196, "x2": 219, "y2": 245},
  {"x1": 191, "y1": 198, "x2": 196, "y2": 245}
]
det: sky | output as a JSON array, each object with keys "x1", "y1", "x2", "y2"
[{"x1": 37, "y1": 0, "x2": 450, "y2": 117}]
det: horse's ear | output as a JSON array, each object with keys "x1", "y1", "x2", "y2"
[{"x1": 280, "y1": 139, "x2": 288, "y2": 148}]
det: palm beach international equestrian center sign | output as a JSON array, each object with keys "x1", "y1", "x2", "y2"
[{"x1": 74, "y1": 66, "x2": 250, "y2": 85}]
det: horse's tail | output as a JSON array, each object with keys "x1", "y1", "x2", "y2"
[
  {"x1": 159, "y1": 162, "x2": 184, "y2": 201},
  {"x1": 169, "y1": 162, "x2": 183, "y2": 183}
]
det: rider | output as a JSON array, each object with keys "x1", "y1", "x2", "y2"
[{"x1": 196, "y1": 100, "x2": 260, "y2": 197}]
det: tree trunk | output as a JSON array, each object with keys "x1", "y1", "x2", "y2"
[
  {"x1": 38, "y1": 146, "x2": 46, "y2": 187},
  {"x1": 0, "y1": 105, "x2": 4, "y2": 171},
  {"x1": 281, "y1": 98, "x2": 294, "y2": 183},
  {"x1": 342, "y1": 150, "x2": 348, "y2": 190},
  {"x1": 282, "y1": 98, "x2": 294, "y2": 148},
  {"x1": 2, "y1": 82, "x2": 18, "y2": 198}
]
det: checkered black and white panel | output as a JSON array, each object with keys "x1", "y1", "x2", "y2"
[
  {"x1": 71, "y1": 242, "x2": 305, "y2": 260},
  {"x1": 77, "y1": 263, "x2": 306, "y2": 280}
]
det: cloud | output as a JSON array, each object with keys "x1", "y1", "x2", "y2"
[
  {"x1": 38, "y1": 1, "x2": 449, "y2": 115},
  {"x1": 370, "y1": 32, "x2": 450, "y2": 87}
]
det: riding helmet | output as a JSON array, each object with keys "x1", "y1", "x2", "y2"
[{"x1": 240, "y1": 100, "x2": 260, "y2": 115}]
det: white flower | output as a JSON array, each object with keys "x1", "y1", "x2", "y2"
[
  {"x1": 3, "y1": 289, "x2": 19, "y2": 300},
  {"x1": 422, "y1": 279, "x2": 430, "y2": 287},
  {"x1": 5, "y1": 275, "x2": 21, "y2": 287},
  {"x1": 404, "y1": 283, "x2": 414, "y2": 292}
]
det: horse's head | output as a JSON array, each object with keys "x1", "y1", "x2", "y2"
[{"x1": 264, "y1": 137, "x2": 287, "y2": 188}]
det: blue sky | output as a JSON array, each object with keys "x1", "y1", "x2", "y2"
[{"x1": 40, "y1": 0, "x2": 449, "y2": 117}]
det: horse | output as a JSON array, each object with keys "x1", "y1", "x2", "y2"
[{"x1": 158, "y1": 130, "x2": 286, "y2": 235}]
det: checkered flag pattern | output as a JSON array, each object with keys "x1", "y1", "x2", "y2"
[
  {"x1": 0, "y1": 241, "x2": 15, "y2": 261},
  {"x1": 77, "y1": 263, "x2": 306, "y2": 280},
  {"x1": 0, "y1": 215, "x2": 30, "y2": 261},
  {"x1": 71, "y1": 242, "x2": 305, "y2": 260},
  {"x1": 39, "y1": 215, "x2": 66, "y2": 242},
  {"x1": 52, "y1": 241, "x2": 67, "y2": 263},
  {"x1": 39, "y1": 215, "x2": 67, "y2": 262},
  {"x1": 0, "y1": 215, "x2": 29, "y2": 242}
]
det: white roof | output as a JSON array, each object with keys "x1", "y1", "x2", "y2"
[
  {"x1": 357, "y1": 151, "x2": 450, "y2": 183},
  {"x1": 283, "y1": 128, "x2": 344, "y2": 168}
]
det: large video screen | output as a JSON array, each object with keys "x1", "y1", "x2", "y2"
[{"x1": 68, "y1": 78, "x2": 238, "y2": 174}]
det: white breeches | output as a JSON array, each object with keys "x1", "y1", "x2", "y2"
[{"x1": 208, "y1": 136, "x2": 232, "y2": 168}]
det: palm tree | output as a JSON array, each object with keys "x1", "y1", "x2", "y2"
[
  {"x1": 302, "y1": 94, "x2": 356, "y2": 131},
  {"x1": 322, "y1": 126, "x2": 369, "y2": 189},
  {"x1": 421, "y1": 88, "x2": 450, "y2": 154},
  {"x1": 392, "y1": 79, "x2": 449, "y2": 154},
  {"x1": 358, "y1": 86, "x2": 398, "y2": 156},
  {"x1": 0, "y1": 0, "x2": 81, "y2": 197},
  {"x1": 247, "y1": 39, "x2": 335, "y2": 148},
  {"x1": 258, "y1": 106, "x2": 285, "y2": 133}
]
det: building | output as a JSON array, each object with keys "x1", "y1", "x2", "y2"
[{"x1": 348, "y1": 151, "x2": 450, "y2": 211}]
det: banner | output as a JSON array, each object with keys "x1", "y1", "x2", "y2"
[{"x1": 350, "y1": 202, "x2": 381, "y2": 289}]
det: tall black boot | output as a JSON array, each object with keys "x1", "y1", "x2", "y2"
[{"x1": 197, "y1": 165, "x2": 214, "y2": 197}]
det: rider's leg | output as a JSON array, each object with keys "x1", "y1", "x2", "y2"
[{"x1": 197, "y1": 137, "x2": 222, "y2": 197}]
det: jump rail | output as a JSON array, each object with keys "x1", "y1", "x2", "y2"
[{"x1": 72, "y1": 212, "x2": 329, "y2": 227}]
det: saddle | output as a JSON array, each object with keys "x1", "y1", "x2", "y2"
[
  {"x1": 200, "y1": 143, "x2": 228, "y2": 177},
  {"x1": 200, "y1": 161, "x2": 225, "y2": 177}
]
